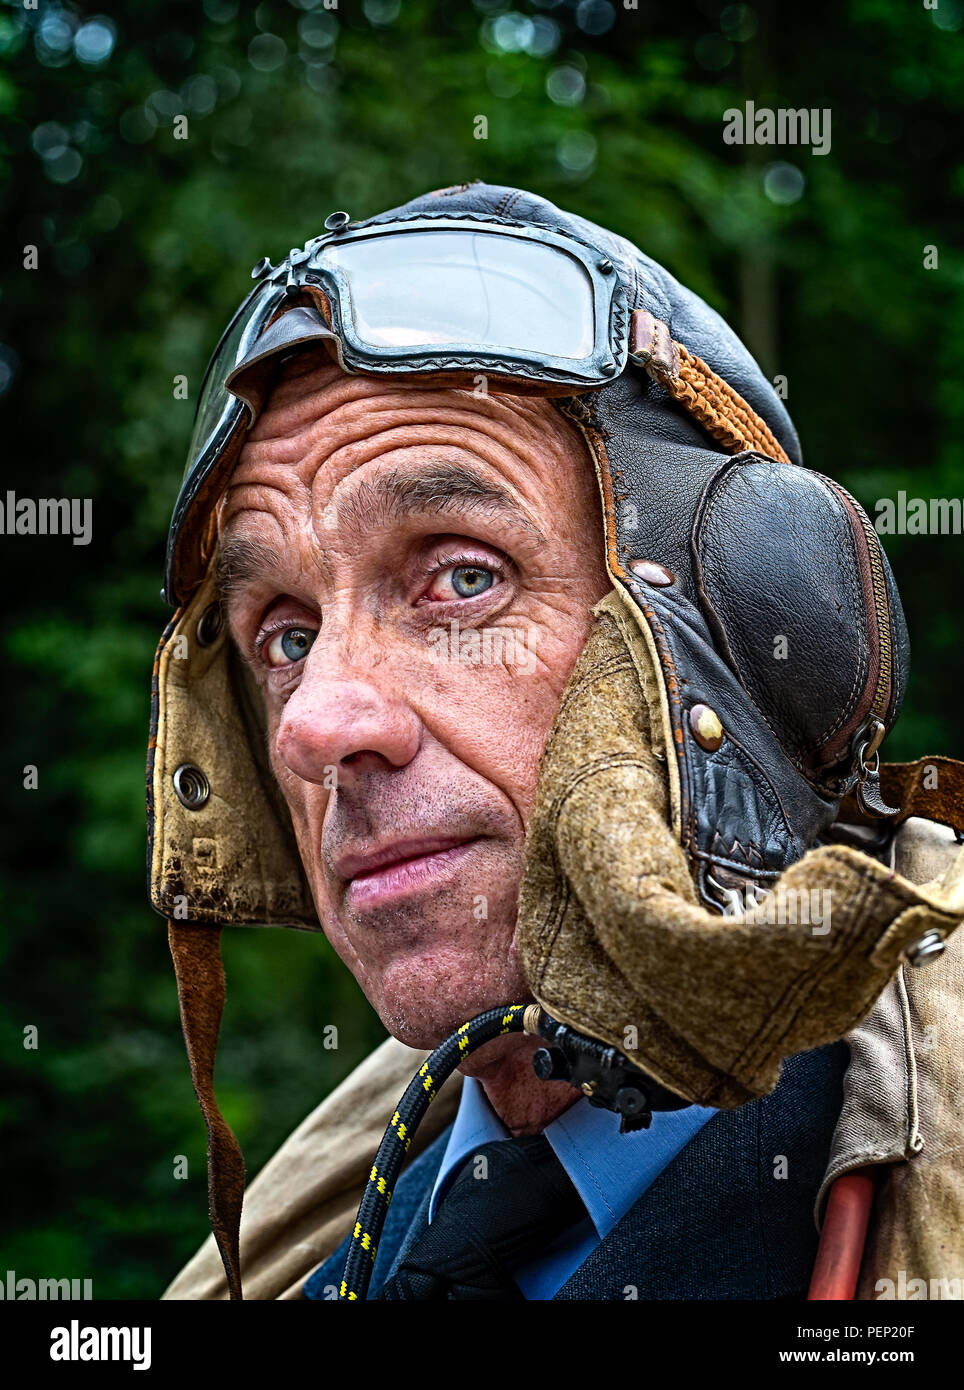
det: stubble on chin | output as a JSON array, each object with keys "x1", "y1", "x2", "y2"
[
  {"x1": 310, "y1": 837, "x2": 532, "y2": 1051},
  {"x1": 342, "y1": 907, "x2": 530, "y2": 1051}
]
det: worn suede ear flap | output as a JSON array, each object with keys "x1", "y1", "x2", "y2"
[
  {"x1": 148, "y1": 560, "x2": 317, "y2": 929},
  {"x1": 518, "y1": 597, "x2": 964, "y2": 1109},
  {"x1": 168, "y1": 921, "x2": 245, "y2": 1301}
]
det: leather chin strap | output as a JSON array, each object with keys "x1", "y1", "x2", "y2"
[
  {"x1": 168, "y1": 921, "x2": 245, "y2": 1301},
  {"x1": 840, "y1": 757, "x2": 964, "y2": 836}
]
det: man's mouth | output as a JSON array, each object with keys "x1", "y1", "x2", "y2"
[{"x1": 336, "y1": 835, "x2": 483, "y2": 910}]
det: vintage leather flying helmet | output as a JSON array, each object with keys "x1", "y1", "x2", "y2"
[
  {"x1": 159, "y1": 180, "x2": 910, "y2": 872},
  {"x1": 150, "y1": 182, "x2": 964, "y2": 1300}
]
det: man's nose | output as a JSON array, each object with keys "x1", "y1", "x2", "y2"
[{"x1": 274, "y1": 657, "x2": 422, "y2": 784}]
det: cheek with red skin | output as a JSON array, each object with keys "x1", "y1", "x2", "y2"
[{"x1": 264, "y1": 606, "x2": 589, "y2": 865}]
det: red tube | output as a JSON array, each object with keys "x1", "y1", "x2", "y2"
[{"x1": 808, "y1": 1169, "x2": 876, "y2": 1300}]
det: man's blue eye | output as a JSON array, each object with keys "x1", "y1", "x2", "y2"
[
  {"x1": 281, "y1": 628, "x2": 315, "y2": 661},
  {"x1": 451, "y1": 565, "x2": 494, "y2": 598},
  {"x1": 266, "y1": 627, "x2": 317, "y2": 665}
]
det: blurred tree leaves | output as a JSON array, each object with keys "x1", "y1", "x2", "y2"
[{"x1": 1, "y1": 0, "x2": 962, "y2": 1295}]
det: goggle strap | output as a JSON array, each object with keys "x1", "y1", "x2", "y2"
[
  {"x1": 225, "y1": 304, "x2": 340, "y2": 421},
  {"x1": 630, "y1": 308, "x2": 790, "y2": 463}
]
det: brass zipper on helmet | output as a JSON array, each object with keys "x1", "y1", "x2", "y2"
[
  {"x1": 852, "y1": 503, "x2": 893, "y2": 732},
  {"x1": 825, "y1": 479, "x2": 899, "y2": 817}
]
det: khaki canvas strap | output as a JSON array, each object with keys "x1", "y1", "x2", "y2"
[
  {"x1": 629, "y1": 308, "x2": 791, "y2": 463},
  {"x1": 168, "y1": 921, "x2": 246, "y2": 1300}
]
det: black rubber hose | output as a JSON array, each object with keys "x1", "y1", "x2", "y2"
[{"x1": 339, "y1": 1003, "x2": 528, "y2": 1300}]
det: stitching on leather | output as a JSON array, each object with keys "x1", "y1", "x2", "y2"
[
  {"x1": 630, "y1": 590, "x2": 691, "y2": 850},
  {"x1": 709, "y1": 829, "x2": 768, "y2": 870},
  {"x1": 684, "y1": 703, "x2": 806, "y2": 863},
  {"x1": 889, "y1": 573, "x2": 906, "y2": 717},
  {"x1": 563, "y1": 410, "x2": 685, "y2": 742},
  {"x1": 147, "y1": 610, "x2": 179, "y2": 910},
  {"x1": 557, "y1": 409, "x2": 692, "y2": 887},
  {"x1": 691, "y1": 456, "x2": 808, "y2": 768},
  {"x1": 630, "y1": 263, "x2": 643, "y2": 312},
  {"x1": 690, "y1": 455, "x2": 747, "y2": 676},
  {"x1": 705, "y1": 461, "x2": 850, "y2": 761}
]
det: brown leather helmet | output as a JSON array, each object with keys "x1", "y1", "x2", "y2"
[{"x1": 150, "y1": 182, "x2": 928, "y2": 1299}]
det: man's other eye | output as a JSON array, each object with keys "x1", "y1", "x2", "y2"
[
  {"x1": 428, "y1": 564, "x2": 497, "y2": 602},
  {"x1": 264, "y1": 627, "x2": 318, "y2": 666}
]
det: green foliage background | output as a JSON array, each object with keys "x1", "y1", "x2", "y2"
[{"x1": 0, "y1": 0, "x2": 961, "y2": 1298}]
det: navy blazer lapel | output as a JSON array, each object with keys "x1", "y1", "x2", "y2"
[{"x1": 553, "y1": 1043, "x2": 848, "y2": 1301}]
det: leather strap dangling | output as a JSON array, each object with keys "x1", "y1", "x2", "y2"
[
  {"x1": 168, "y1": 921, "x2": 246, "y2": 1300},
  {"x1": 839, "y1": 756, "x2": 964, "y2": 835}
]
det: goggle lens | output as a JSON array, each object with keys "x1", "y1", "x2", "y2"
[{"x1": 321, "y1": 228, "x2": 596, "y2": 360}]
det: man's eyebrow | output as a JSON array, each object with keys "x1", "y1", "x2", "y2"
[
  {"x1": 337, "y1": 464, "x2": 546, "y2": 545},
  {"x1": 215, "y1": 464, "x2": 547, "y2": 602},
  {"x1": 215, "y1": 535, "x2": 289, "y2": 605}
]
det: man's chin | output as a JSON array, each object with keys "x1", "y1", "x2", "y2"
[
  {"x1": 375, "y1": 997, "x2": 490, "y2": 1051},
  {"x1": 371, "y1": 975, "x2": 529, "y2": 1052}
]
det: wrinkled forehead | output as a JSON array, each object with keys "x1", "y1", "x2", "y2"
[{"x1": 218, "y1": 347, "x2": 594, "y2": 528}]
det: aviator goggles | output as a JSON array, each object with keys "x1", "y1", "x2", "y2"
[{"x1": 165, "y1": 212, "x2": 629, "y2": 603}]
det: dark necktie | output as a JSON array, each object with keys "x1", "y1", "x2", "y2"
[{"x1": 376, "y1": 1133, "x2": 587, "y2": 1300}]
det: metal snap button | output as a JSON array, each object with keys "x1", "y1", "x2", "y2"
[
  {"x1": 629, "y1": 558, "x2": 674, "y2": 586},
  {"x1": 196, "y1": 602, "x2": 223, "y2": 647},
  {"x1": 172, "y1": 764, "x2": 210, "y2": 810},
  {"x1": 906, "y1": 929, "x2": 946, "y2": 968},
  {"x1": 690, "y1": 704, "x2": 724, "y2": 752}
]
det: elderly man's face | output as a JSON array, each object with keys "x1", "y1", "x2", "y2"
[{"x1": 219, "y1": 358, "x2": 608, "y2": 1047}]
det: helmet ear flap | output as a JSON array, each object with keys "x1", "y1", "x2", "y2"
[
  {"x1": 147, "y1": 560, "x2": 318, "y2": 930},
  {"x1": 691, "y1": 455, "x2": 909, "y2": 787}
]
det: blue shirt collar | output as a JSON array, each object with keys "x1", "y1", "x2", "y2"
[{"x1": 429, "y1": 1076, "x2": 715, "y2": 1238}]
